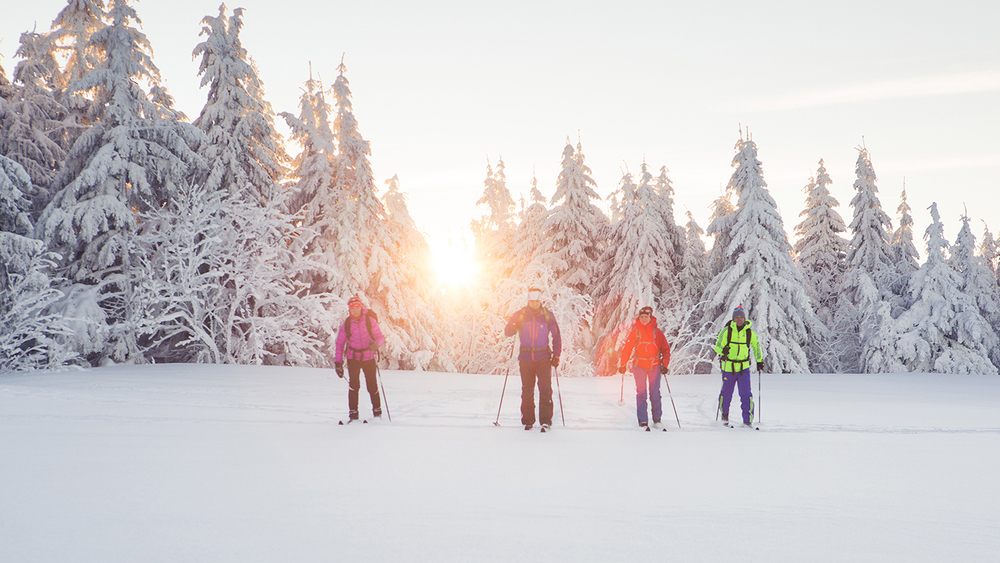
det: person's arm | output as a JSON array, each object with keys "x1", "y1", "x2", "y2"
[
  {"x1": 619, "y1": 327, "x2": 636, "y2": 368},
  {"x1": 503, "y1": 310, "x2": 523, "y2": 338},
  {"x1": 371, "y1": 315, "x2": 386, "y2": 348},
  {"x1": 751, "y1": 329, "x2": 763, "y2": 363},
  {"x1": 550, "y1": 315, "x2": 562, "y2": 358},
  {"x1": 334, "y1": 321, "x2": 347, "y2": 364},
  {"x1": 659, "y1": 330, "x2": 671, "y2": 369},
  {"x1": 714, "y1": 325, "x2": 729, "y2": 356}
]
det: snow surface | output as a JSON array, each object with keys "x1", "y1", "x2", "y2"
[{"x1": 2, "y1": 365, "x2": 998, "y2": 562}]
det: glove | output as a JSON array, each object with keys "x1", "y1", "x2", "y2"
[
  {"x1": 368, "y1": 342, "x2": 379, "y2": 352},
  {"x1": 551, "y1": 356, "x2": 560, "y2": 368},
  {"x1": 721, "y1": 344, "x2": 730, "y2": 357},
  {"x1": 618, "y1": 365, "x2": 627, "y2": 374},
  {"x1": 335, "y1": 363, "x2": 344, "y2": 378},
  {"x1": 660, "y1": 365, "x2": 668, "y2": 375},
  {"x1": 757, "y1": 362, "x2": 764, "y2": 373}
]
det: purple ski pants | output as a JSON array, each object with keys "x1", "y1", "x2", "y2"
[
  {"x1": 633, "y1": 365, "x2": 663, "y2": 425},
  {"x1": 720, "y1": 368, "x2": 754, "y2": 424}
]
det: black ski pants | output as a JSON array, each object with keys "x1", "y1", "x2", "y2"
[
  {"x1": 519, "y1": 359, "x2": 553, "y2": 426},
  {"x1": 348, "y1": 358, "x2": 381, "y2": 419}
]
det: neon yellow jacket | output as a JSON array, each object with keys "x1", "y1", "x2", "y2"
[{"x1": 714, "y1": 320, "x2": 763, "y2": 372}]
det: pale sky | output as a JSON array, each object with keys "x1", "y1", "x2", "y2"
[{"x1": 3, "y1": 0, "x2": 999, "y2": 259}]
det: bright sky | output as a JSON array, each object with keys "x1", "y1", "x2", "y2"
[{"x1": 3, "y1": 0, "x2": 999, "y2": 261}]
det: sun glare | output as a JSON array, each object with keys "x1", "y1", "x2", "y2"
[{"x1": 431, "y1": 238, "x2": 478, "y2": 289}]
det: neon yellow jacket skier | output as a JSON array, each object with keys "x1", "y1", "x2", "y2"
[{"x1": 714, "y1": 316, "x2": 763, "y2": 373}]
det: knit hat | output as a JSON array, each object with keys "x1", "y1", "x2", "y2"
[
  {"x1": 732, "y1": 305, "x2": 745, "y2": 319},
  {"x1": 347, "y1": 296, "x2": 363, "y2": 308}
]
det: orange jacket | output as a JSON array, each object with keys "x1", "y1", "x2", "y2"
[{"x1": 619, "y1": 317, "x2": 671, "y2": 370}]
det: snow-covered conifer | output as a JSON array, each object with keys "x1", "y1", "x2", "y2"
[
  {"x1": 981, "y1": 224, "x2": 997, "y2": 277},
  {"x1": 193, "y1": 4, "x2": 287, "y2": 204},
  {"x1": 653, "y1": 165, "x2": 687, "y2": 263},
  {"x1": 501, "y1": 173, "x2": 547, "y2": 279},
  {"x1": 706, "y1": 186, "x2": 736, "y2": 277},
  {"x1": 280, "y1": 69, "x2": 342, "y2": 294},
  {"x1": 48, "y1": 0, "x2": 106, "y2": 135},
  {"x1": 678, "y1": 210, "x2": 710, "y2": 311},
  {"x1": 0, "y1": 31, "x2": 68, "y2": 219},
  {"x1": 792, "y1": 159, "x2": 848, "y2": 326},
  {"x1": 951, "y1": 213, "x2": 1000, "y2": 369},
  {"x1": 890, "y1": 186, "x2": 920, "y2": 292},
  {"x1": 471, "y1": 157, "x2": 516, "y2": 281},
  {"x1": 0, "y1": 155, "x2": 34, "y2": 236},
  {"x1": 845, "y1": 147, "x2": 896, "y2": 293},
  {"x1": 380, "y1": 175, "x2": 450, "y2": 370},
  {"x1": 540, "y1": 139, "x2": 607, "y2": 294},
  {"x1": 895, "y1": 204, "x2": 997, "y2": 374},
  {"x1": 35, "y1": 0, "x2": 207, "y2": 364},
  {"x1": 680, "y1": 132, "x2": 825, "y2": 374}
]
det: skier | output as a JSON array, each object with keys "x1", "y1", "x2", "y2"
[
  {"x1": 618, "y1": 306, "x2": 671, "y2": 430},
  {"x1": 334, "y1": 296, "x2": 386, "y2": 422},
  {"x1": 503, "y1": 287, "x2": 562, "y2": 431},
  {"x1": 714, "y1": 305, "x2": 763, "y2": 427}
]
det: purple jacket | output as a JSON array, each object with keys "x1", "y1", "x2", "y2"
[
  {"x1": 504, "y1": 306, "x2": 562, "y2": 362},
  {"x1": 334, "y1": 308, "x2": 385, "y2": 363}
]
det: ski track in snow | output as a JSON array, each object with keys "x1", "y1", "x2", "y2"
[{"x1": 1, "y1": 364, "x2": 998, "y2": 563}]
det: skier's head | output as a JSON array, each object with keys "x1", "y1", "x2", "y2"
[
  {"x1": 638, "y1": 306, "x2": 653, "y2": 325},
  {"x1": 527, "y1": 287, "x2": 542, "y2": 311},
  {"x1": 348, "y1": 296, "x2": 363, "y2": 317},
  {"x1": 732, "y1": 305, "x2": 745, "y2": 327}
]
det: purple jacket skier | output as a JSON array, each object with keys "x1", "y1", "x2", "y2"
[
  {"x1": 503, "y1": 287, "x2": 561, "y2": 431},
  {"x1": 335, "y1": 296, "x2": 386, "y2": 421}
]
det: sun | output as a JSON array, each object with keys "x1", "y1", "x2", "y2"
[{"x1": 430, "y1": 236, "x2": 478, "y2": 289}]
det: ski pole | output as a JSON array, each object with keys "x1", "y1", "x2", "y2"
[
  {"x1": 662, "y1": 371, "x2": 681, "y2": 429},
  {"x1": 375, "y1": 353, "x2": 391, "y2": 422},
  {"x1": 715, "y1": 357, "x2": 724, "y2": 421},
  {"x1": 554, "y1": 364, "x2": 566, "y2": 426},
  {"x1": 493, "y1": 342, "x2": 516, "y2": 426},
  {"x1": 757, "y1": 363, "x2": 762, "y2": 423},
  {"x1": 619, "y1": 367, "x2": 625, "y2": 404}
]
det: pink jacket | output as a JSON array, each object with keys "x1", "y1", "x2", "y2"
[{"x1": 334, "y1": 308, "x2": 385, "y2": 363}]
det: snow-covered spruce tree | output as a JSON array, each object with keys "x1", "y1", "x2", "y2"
[
  {"x1": 652, "y1": 165, "x2": 687, "y2": 269},
  {"x1": 890, "y1": 186, "x2": 920, "y2": 294},
  {"x1": 792, "y1": 159, "x2": 848, "y2": 327},
  {"x1": 591, "y1": 170, "x2": 668, "y2": 375},
  {"x1": 193, "y1": 4, "x2": 287, "y2": 205},
  {"x1": 833, "y1": 146, "x2": 897, "y2": 373},
  {"x1": 706, "y1": 185, "x2": 736, "y2": 277},
  {"x1": 48, "y1": 0, "x2": 106, "y2": 142},
  {"x1": 471, "y1": 157, "x2": 516, "y2": 282},
  {"x1": 380, "y1": 175, "x2": 452, "y2": 371},
  {"x1": 640, "y1": 162, "x2": 683, "y2": 323},
  {"x1": 894, "y1": 204, "x2": 997, "y2": 375},
  {"x1": 680, "y1": 132, "x2": 825, "y2": 374},
  {"x1": 35, "y1": 0, "x2": 207, "y2": 364},
  {"x1": 980, "y1": 224, "x2": 999, "y2": 288},
  {"x1": 0, "y1": 31, "x2": 68, "y2": 219},
  {"x1": 0, "y1": 155, "x2": 75, "y2": 372},
  {"x1": 950, "y1": 213, "x2": 1000, "y2": 369},
  {"x1": 0, "y1": 155, "x2": 35, "y2": 237},
  {"x1": 540, "y1": 139, "x2": 607, "y2": 294},
  {"x1": 280, "y1": 69, "x2": 342, "y2": 294},
  {"x1": 678, "y1": 210, "x2": 710, "y2": 312},
  {"x1": 500, "y1": 173, "x2": 547, "y2": 278}
]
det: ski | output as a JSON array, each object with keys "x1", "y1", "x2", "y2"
[
  {"x1": 540, "y1": 424, "x2": 551, "y2": 433},
  {"x1": 338, "y1": 419, "x2": 368, "y2": 425}
]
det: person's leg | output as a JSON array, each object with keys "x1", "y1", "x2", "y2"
[
  {"x1": 362, "y1": 359, "x2": 381, "y2": 417},
  {"x1": 633, "y1": 366, "x2": 649, "y2": 425},
  {"x1": 347, "y1": 359, "x2": 362, "y2": 419},
  {"x1": 520, "y1": 361, "x2": 536, "y2": 427},
  {"x1": 737, "y1": 368, "x2": 754, "y2": 424},
  {"x1": 537, "y1": 360, "x2": 553, "y2": 426},
  {"x1": 649, "y1": 365, "x2": 663, "y2": 423},
  {"x1": 720, "y1": 370, "x2": 737, "y2": 420}
]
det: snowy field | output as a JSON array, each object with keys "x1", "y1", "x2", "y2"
[{"x1": 2, "y1": 365, "x2": 998, "y2": 563}]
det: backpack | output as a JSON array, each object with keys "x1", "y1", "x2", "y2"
[
  {"x1": 724, "y1": 321, "x2": 753, "y2": 365},
  {"x1": 344, "y1": 309, "x2": 378, "y2": 342}
]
